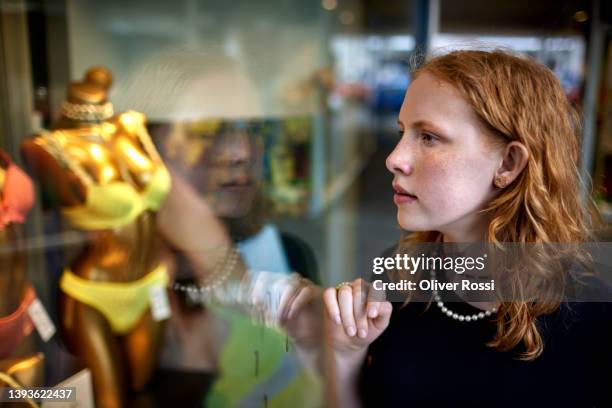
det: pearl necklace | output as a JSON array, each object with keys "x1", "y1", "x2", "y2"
[
  {"x1": 430, "y1": 269, "x2": 497, "y2": 322},
  {"x1": 61, "y1": 101, "x2": 114, "y2": 121}
]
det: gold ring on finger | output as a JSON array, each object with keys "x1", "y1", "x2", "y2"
[{"x1": 335, "y1": 281, "x2": 352, "y2": 290}]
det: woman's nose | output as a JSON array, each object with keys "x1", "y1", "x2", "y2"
[
  {"x1": 219, "y1": 134, "x2": 253, "y2": 165},
  {"x1": 386, "y1": 144, "x2": 413, "y2": 176}
]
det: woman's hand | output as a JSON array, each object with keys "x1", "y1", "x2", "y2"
[{"x1": 323, "y1": 278, "x2": 392, "y2": 354}]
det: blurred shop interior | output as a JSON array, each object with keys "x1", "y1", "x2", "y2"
[{"x1": 1, "y1": 0, "x2": 612, "y2": 406}]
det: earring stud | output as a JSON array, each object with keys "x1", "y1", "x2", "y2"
[{"x1": 494, "y1": 176, "x2": 506, "y2": 188}]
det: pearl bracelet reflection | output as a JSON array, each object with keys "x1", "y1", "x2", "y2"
[{"x1": 171, "y1": 247, "x2": 240, "y2": 295}]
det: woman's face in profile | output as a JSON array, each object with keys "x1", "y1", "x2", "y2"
[{"x1": 386, "y1": 72, "x2": 503, "y2": 238}]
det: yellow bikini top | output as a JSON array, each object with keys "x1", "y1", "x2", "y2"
[{"x1": 39, "y1": 111, "x2": 171, "y2": 230}]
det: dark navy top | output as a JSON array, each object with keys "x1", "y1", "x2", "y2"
[{"x1": 360, "y1": 296, "x2": 612, "y2": 407}]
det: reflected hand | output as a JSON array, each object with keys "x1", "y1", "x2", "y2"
[{"x1": 248, "y1": 272, "x2": 319, "y2": 320}]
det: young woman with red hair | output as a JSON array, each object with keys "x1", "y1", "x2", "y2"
[{"x1": 278, "y1": 49, "x2": 612, "y2": 407}]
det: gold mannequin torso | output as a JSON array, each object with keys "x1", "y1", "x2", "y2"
[
  {"x1": 22, "y1": 112, "x2": 167, "y2": 408},
  {"x1": 32, "y1": 118, "x2": 163, "y2": 282}
]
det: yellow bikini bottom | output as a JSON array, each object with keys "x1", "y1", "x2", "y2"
[{"x1": 59, "y1": 265, "x2": 169, "y2": 335}]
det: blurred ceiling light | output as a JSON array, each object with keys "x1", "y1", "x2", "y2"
[
  {"x1": 573, "y1": 10, "x2": 588, "y2": 22},
  {"x1": 339, "y1": 11, "x2": 355, "y2": 25},
  {"x1": 322, "y1": 0, "x2": 338, "y2": 11}
]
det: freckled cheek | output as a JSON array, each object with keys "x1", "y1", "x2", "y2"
[{"x1": 415, "y1": 158, "x2": 483, "y2": 213}]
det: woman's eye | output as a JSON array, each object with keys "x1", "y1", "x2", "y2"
[{"x1": 420, "y1": 132, "x2": 437, "y2": 144}]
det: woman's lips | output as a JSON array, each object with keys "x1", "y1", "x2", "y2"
[
  {"x1": 393, "y1": 193, "x2": 417, "y2": 205},
  {"x1": 220, "y1": 185, "x2": 254, "y2": 194},
  {"x1": 392, "y1": 182, "x2": 417, "y2": 204},
  {"x1": 218, "y1": 181, "x2": 256, "y2": 195}
]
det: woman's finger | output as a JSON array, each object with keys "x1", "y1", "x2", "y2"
[
  {"x1": 276, "y1": 274, "x2": 302, "y2": 320},
  {"x1": 352, "y1": 279, "x2": 369, "y2": 339},
  {"x1": 287, "y1": 284, "x2": 317, "y2": 319},
  {"x1": 365, "y1": 277, "x2": 387, "y2": 318},
  {"x1": 371, "y1": 301, "x2": 393, "y2": 331},
  {"x1": 323, "y1": 287, "x2": 342, "y2": 324},
  {"x1": 250, "y1": 271, "x2": 273, "y2": 306},
  {"x1": 338, "y1": 284, "x2": 357, "y2": 337},
  {"x1": 365, "y1": 301, "x2": 379, "y2": 319}
]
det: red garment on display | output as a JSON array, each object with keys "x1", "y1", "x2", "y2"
[
  {"x1": 0, "y1": 150, "x2": 34, "y2": 229},
  {"x1": 0, "y1": 285, "x2": 36, "y2": 358}
]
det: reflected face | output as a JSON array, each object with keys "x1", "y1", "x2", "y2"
[
  {"x1": 203, "y1": 131, "x2": 264, "y2": 217},
  {"x1": 168, "y1": 124, "x2": 264, "y2": 218},
  {"x1": 386, "y1": 73, "x2": 503, "y2": 240}
]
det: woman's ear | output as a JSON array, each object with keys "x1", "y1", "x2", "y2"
[{"x1": 493, "y1": 141, "x2": 529, "y2": 188}]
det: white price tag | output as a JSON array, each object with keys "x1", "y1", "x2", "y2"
[
  {"x1": 149, "y1": 285, "x2": 171, "y2": 321},
  {"x1": 27, "y1": 298, "x2": 56, "y2": 342}
]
